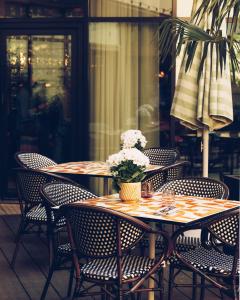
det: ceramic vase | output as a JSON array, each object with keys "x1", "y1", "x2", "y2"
[{"x1": 119, "y1": 182, "x2": 141, "y2": 202}]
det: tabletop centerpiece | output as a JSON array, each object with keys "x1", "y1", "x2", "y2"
[
  {"x1": 121, "y1": 129, "x2": 147, "y2": 151},
  {"x1": 107, "y1": 148, "x2": 150, "y2": 202}
]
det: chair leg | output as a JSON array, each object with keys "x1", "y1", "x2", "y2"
[
  {"x1": 219, "y1": 289, "x2": 225, "y2": 300},
  {"x1": 159, "y1": 269, "x2": 164, "y2": 299},
  {"x1": 11, "y1": 219, "x2": 26, "y2": 269},
  {"x1": 67, "y1": 262, "x2": 75, "y2": 298},
  {"x1": 128, "y1": 282, "x2": 135, "y2": 300},
  {"x1": 233, "y1": 277, "x2": 238, "y2": 300},
  {"x1": 192, "y1": 272, "x2": 197, "y2": 300},
  {"x1": 118, "y1": 289, "x2": 123, "y2": 300},
  {"x1": 71, "y1": 277, "x2": 83, "y2": 300},
  {"x1": 40, "y1": 260, "x2": 56, "y2": 300},
  {"x1": 167, "y1": 265, "x2": 174, "y2": 300},
  {"x1": 199, "y1": 276, "x2": 205, "y2": 300}
]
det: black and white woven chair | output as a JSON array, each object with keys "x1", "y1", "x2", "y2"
[
  {"x1": 143, "y1": 161, "x2": 190, "y2": 192},
  {"x1": 143, "y1": 148, "x2": 180, "y2": 165},
  {"x1": 11, "y1": 168, "x2": 76, "y2": 268},
  {"x1": 40, "y1": 182, "x2": 98, "y2": 300},
  {"x1": 171, "y1": 210, "x2": 239, "y2": 300},
  {"x1": 157, "y1": 177, "x2": 229, "y2": 199},
  {"x1": 15, "y1": 151, "x2": 57, "y2": 169},
  {"x1": 143, "y1": 148, "x2": 190, "y2": 191},
  {"x1": 157, "y1": 177, "x2": 229, "y2": 300},
  {"x1": 61, "y1": 203, "x2": 169, "y2": 299}
]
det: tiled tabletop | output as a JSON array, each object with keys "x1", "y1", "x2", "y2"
[
  {"x1": 41, "y1": 161, "x2": 163, "y2": 177},
  {"x1": 77, "y1": 193, "x2": 239, "y2": 225}
]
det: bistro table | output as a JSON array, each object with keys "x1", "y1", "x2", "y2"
[
  {"x1": 41, "y1": 161, "x2": 163, "y2": 194},
  {"x1": 74, "y1": 192, "x2": 239, "y2": 300}
]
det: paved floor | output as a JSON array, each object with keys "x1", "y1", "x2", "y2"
[{"x1": 0, "y1": 203, "x2": 233, "y2": 300}]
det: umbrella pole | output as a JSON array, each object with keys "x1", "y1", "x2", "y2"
[{"x1": 202, "y1": 128, "x2": 209, "y2": 177}]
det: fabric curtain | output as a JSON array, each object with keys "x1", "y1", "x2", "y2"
[
  {"x1": 89, "y1": 22, "x2": 160, "y2": 162},
  {"x1": 89, "y1": 0, "x2": 170, "y2": 17}
]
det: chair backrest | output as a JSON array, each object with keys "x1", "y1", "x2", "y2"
[
  {"x1": 143, "y1": 169, "x2": 166, "y2": 192},
  {"x1": 207, "y1": 210, "x2": 239, "y2": 247},
  {"x1": 158, "y1": 177, "x2": 229, "y2": 199},
  {"x1": 143, "y1": 161, "x2": 190, "y2": 192},
  {"x1": 15, "y1": 152, "x2": 56, "y2": 169},
  {"x1": 61, "y1": 204, "x2": 151, "y2": 258},
  {"x1": 143, "y1": 148, "x2": 180, "y2": 166},
  {"x1": 16, "y1": 168, "x2": 73, "y2": 208},
  {"x1": 41, "y1": 182, "x2": 97, "y2": 207}
]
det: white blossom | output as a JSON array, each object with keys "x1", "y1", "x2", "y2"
[
  {"x1": 121, "y1": 129, "x2": 147, "y2": 149},
  {"x1": 107, "y1": 148, "x2": 150, "y2": 168}
]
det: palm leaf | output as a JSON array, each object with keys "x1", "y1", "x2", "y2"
[{"x1": 158, "y1": 16, "x2": 240, "y2": 84}]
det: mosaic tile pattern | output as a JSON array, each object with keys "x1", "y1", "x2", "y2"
[
  {"x1": 77, "y1": 193, "x2": 239, "y2": 225},
  {"x1": 41, "y1": 161, "x2": 163, "y2": 177}
]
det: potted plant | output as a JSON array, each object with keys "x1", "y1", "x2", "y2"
[{"x1": 107, "y1": 148, "x2": 150, "y2": 201}]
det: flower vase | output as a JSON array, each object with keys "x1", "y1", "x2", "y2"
[{"x1": 119, "y1": 182, "x2": 141, "y2": 202}]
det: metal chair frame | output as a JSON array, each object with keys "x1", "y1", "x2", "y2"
[
  {"x1": 61, "y1": 203, "x2": 170, "y2": 299},
  {"x1": 39, "y1": 182, "x2": 98, "y2": 300},
  {"x1": 143, "y1": 147, "x2": 190, "y2": 191},
  {"x1": 11, "y1": 168, "x2": 76, "y2": 268},
  {"x1": 171, "y1": 210, "x2": 239, "y2": 300},
  {"x1": 158, "y1": 177, "x2": 230, "y2": 300}
]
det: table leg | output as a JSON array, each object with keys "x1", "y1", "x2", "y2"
[
  {"x1": 103, "y1": 178, "x2": 109, "y2": 195},
  {"x1": 148, "y1": 222, "x2": 156, "y2": 300}
]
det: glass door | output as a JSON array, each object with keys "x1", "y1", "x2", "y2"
[{"x1": 1, "y1": 33, "x2": 73, "y2": 198}]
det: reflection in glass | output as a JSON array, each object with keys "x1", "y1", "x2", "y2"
[
  {"x1": 0, "y1": 0, "x2": 84, "y2": 18},
  {"x1": 7, "y1": 35, "x2": 72, "y2": 164},
  {"x1": 89, "y1": 22, "x2": 161, "y2": 162},
  {"x1": 89, "y1": 0, "x2": 172, "y2": 17}
]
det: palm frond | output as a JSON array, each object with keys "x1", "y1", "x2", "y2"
[
  {"x1": 158, "y1": 17, "x2": 240, "y2": 84},
  {"x1": 193, "y1": 0, "x2": 240, "y2": 40}
]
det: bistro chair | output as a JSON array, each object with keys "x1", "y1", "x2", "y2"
[
  {"x1": 143, "y1": 148, "x2": 190, "y2": 190},
  {"x1": 15, "y1": 151, "x2": 57, "y2": 169},
  {"x1": 39, "y1": 182, "x2": 98, "y2": 300},
  {"x1": 61, "y1": 203, "x2": 170, "y2": 299},
  {"x1": 143, "y1": 160, "x2": 190, "y2": 192},
  {"x1": 11, "y1": 168, "x2": 76, "y2": 268},
  {"x1": 143, "y1": 147, "x2": 180, "y2": 165},
  {"x1": 172, "y1": 210, "x2": 239, "y2": 300},
  {"x1": 157, "y1": 177, "x2": 229, "y2": 300}
]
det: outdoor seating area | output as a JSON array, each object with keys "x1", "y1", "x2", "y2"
[
  {"x1": 0, "y1": 203, "x2": 234, "y2": 300},
  {"x1": 0, "y1": 148, "x2": 238, "y2": 300},
  {"x1": 0, "y1": 1, "x2": 239, "y2": 300}
]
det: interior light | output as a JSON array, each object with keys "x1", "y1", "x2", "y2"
[{"x1": 158, "y1": 71, "x2": 165, "y2": 78}]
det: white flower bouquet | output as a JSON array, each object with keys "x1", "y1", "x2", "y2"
[
  {"x1": 107, "y1": 148, "x2": 150, "y2": 191},
  {"x1": 121, "y1": 129, "x2": 147, "y2": 151}
]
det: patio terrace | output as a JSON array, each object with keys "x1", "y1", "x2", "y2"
[{"x1": 0, "y1": 202, "x2": 233, "y2": 300}]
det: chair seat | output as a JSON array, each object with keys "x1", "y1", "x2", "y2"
[
  {"x1": 57, "y1": 243, "x2": 72, "y2": 256},
  {"x1": 141, "y1": 235, "x2": 200, "y2": 252},
  {"x1": 26, "y1": 206, "x2": 47, "y2": 222},
  {"x1": 172, "y1": 246, "x2": 239, "y2": 275},
  {"x1": 81, "y1": 255, "x2": 156, "y2": 281},
  {"x1": 26, "y1": 206, "x2": 65, "y2": 226}
]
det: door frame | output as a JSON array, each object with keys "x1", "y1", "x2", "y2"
[{"x1": 0, "y1": 19, "x2": 88, "y2": 199}]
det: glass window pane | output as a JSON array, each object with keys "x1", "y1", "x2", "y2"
[
  {"x1": 89, "y1": 22, "x2": 165, "y2": 162},
  {"x1": 6, "y1": 35, "x2": 72, "y2": 162},
  {"x1": 0, "y1": 0, "x2": 84, "y2": 18},
  {"x1": 89, "y1": 0, "x2": 172, "y2": 17}
]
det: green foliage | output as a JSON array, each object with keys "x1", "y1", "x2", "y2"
[
  {"x1": 158, "y1": 0, "x2": 240, "y2": 83},
  {"x1": 110, "y1": 160, "x2": 146, "y2": 192}
]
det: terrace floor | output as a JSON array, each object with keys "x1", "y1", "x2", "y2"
[{"x1": 0, "y1": 202, "x2": 233, "y2": 300}]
